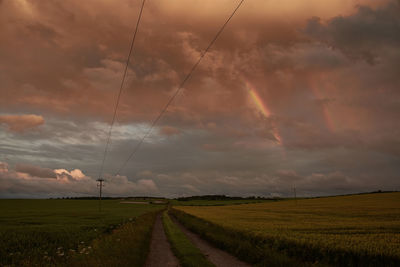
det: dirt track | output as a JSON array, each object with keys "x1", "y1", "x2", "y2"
[
  {"x1": 171, "y1": 216, "x2": 250, "y2": 267},
  {"x1": 145, "y1": 213, "x2": 180, "y2": 267}
]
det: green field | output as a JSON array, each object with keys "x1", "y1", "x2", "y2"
[
  {"x1": 71, "y1": 211, "x2": 159, "y2": 267},
  {"x1": 0, "y1": 199, "x2": 163, "y2": 266},
  {"x1": 174, "y1": 192, "x2": 400, "y2": 266}
]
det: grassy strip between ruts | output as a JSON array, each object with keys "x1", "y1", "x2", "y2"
[
  {"x1": 170, "y1": 208, "x2": 316, "y2": 267},
  {"x1": 70, "y1": 210, "x2": 160, "y2": 267},
  {"x1": 162, "y1": 210, "x2": 215, "y2": 267}
]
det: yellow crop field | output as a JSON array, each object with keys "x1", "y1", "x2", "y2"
[{"x1": 175, "y1": 192, "x2": 400, "y2": 265}]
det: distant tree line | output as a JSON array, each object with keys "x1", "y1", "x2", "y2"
[
  {"x1": 175, "y1": 195, "x2": 274, "y2": 201},
  {"x1": 50, "y1": 196, "x2": 166, "y2": 200},
  {"x1": 48, "y1": 190, "x2": 398, "y2": 201}
]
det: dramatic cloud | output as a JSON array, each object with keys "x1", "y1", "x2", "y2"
[
  {"x1": 0, "y1": 0, "x2": 399, "y2": 197},
  {"x1": 0, "y1": 114, "x2": 44, "y2": 132},
  {"x1": 15, "y1": 163, "x2": 56, "y2": 178},
  {"x1": 304, "y1": 2, "x2": 400, "y2": 63}
]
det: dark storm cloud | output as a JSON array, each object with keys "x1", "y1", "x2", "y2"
[{"x1": 304, "y1": 1, "x2": 400, "y2": 63}]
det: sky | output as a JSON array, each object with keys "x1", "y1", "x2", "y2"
[{"x1": 1, "y1": 0, "x2": 399, "y2": 198}]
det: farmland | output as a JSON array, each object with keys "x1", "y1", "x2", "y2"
[
  {"x1": 0, "y1": 199, "x2": 163, "y2": 266},
  {"x1": 1, "y1": 193, "x2": 399, "y2": 266},
  {"x1": 173, "y1": 192, "x2": 400, "y2": 266}
]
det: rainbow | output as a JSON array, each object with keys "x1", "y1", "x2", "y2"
[
  {"x1": 248, "y1": 87, "x2": 271, "y2": 118},
  {"x1": 309, "y1": 81, "x2": 336, "y2": 132},
  {"x1": 245, "y1": 81, "x2": 282, "y2": 144}
]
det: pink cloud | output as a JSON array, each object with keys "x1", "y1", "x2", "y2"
[{"x1": 15, "y1": 163, "x2": 56, "y2": 178}]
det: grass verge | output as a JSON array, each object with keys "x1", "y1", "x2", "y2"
[
  {"x1": 170, "y1": 208, "x2": 314, "y2": 267},
  {"x1": 70, "y1": 210, "x2": 159, "y2": 267},
  {"x1": 162, "y1": 210, "x2": 215, "y2": 267}
]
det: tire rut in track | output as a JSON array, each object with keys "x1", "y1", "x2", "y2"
[
  {"x1": 171, "y1": 216, "x2": 250, "y2": 267},
  {"x1": 145, "y1": 213, "x2": 180, "y2": 267}
]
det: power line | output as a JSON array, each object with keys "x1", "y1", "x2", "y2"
[
  {"x1": 115, "y1": 0, "x2": 246, "y2": 176},
  {"x1": 97, "y1": 0, "x2": 147, "y2": 181}
]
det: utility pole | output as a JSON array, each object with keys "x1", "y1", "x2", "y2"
[
  {"x1": 97, "y1": 178, "x2": 104, "y2": 212},
  {"x1": 293, "y1": 185, "x2": 297, "y2": 203}
]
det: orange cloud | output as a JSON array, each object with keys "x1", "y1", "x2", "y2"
[{"x1": 0, "y1": 114, "x2": 44, "y2": 132}]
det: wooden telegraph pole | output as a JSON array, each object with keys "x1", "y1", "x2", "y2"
[{"x1": 97, "y1": 178, "x2": 104, "y2": 212}]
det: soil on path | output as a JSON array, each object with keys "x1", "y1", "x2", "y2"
[
  {"x1": 145, "y1": 213, "x2": 180, "y2": 267},
  {"x1": 171, "y1": 216, "x2": 250, "y2": 267}
]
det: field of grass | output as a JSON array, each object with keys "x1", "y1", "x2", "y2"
[
  {"x1": 0, "y1": 199, "x2": 163, "y2": 266},
  {"x1": 163, "y1": 210, "x2": 214, "y2": 267},
  {"x1": 174, "y1": 192, "x2": 400, "y2": 266}
]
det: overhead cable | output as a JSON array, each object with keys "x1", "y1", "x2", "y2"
[
  {"x1": 98, "y1": 0, "x2": 147, "y2": 180},
  {"x1": 115, "y1": 0, "x2": 246, "y2": 175}
]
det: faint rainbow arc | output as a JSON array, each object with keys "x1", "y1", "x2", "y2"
[
  {"x1": 309, "y1": 80, "x2": 336, "y2": 132},
  {"x1": 249, "y1": 88, "x2": 271, "y2": 118},
  {"x1": 245, "y1": 81, "x2": 282, "y2": 145}
]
